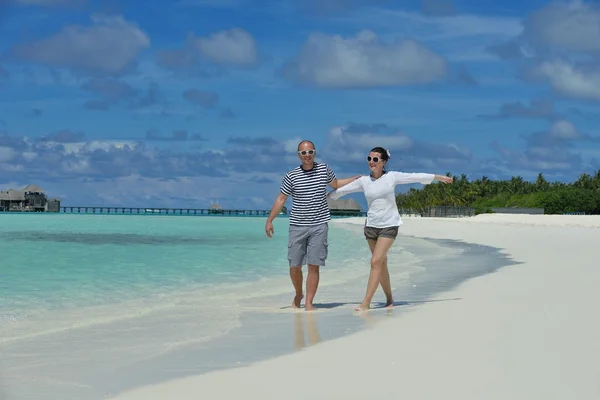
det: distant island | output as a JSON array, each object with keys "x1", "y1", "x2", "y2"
[{"x1": 396, "y1": 171, "x2": 600, "y2": 215}]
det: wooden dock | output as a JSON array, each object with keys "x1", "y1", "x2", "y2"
[{"x1": 59, "y1": 207, "x2": 274, "y2": 216}]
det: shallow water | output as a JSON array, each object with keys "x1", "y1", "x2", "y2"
[{"x1": 0, "y1": 214, "x2": 517, "y2": 400}]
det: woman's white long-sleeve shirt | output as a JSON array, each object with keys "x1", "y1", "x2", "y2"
[{"x1": 329, "y1": 171, "x2": 435, "y2": 228}]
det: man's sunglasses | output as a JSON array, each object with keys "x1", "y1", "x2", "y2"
[
  {"x1": 298, "y1": 150, "x2": 316, "y2": 156},
  {"x1": 367, "y1": 156, "x2": 382, "y2": 162}
]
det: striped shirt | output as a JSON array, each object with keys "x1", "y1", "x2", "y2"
[{"x1": 280, "y1": 162, "x2": 336, "y2": 226}]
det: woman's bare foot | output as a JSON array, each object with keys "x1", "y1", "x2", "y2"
[
  {"x1": 385, "y1": 298, "x2": 394, "y2": 308},
  {"x1": 304, "y1": 303, "x2": 316, "y2": 312},
  {"x1": 354, "y1": 303, "x2": 370, "y2": 312},
  {"x1": 292, "y1": 293, "x2": 304, "y2": 309}
]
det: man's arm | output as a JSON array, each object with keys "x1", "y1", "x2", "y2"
[
  {"x1": 328, "y1": 175, "x2": 361, "y2": 190},
  {"x1": 265, "y1": 192, "x2": 288, "y2": 238}
]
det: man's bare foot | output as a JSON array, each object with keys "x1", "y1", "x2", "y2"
[
  {"x1": 304, "y1": 303, "x2": 316, "y2": 312},
  {"x1": 292, "y1": 293, "x2": 304, "y2": 309}
]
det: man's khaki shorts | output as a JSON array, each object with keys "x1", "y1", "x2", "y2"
[{"x1": 288, "y1": 223, "x2": 328, "y2": 267}]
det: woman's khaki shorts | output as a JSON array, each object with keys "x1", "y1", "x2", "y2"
[{"x1": 364, "y1": 225, "x2": 399, "y2": 241}]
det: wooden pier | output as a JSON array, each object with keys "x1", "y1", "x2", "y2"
[{"x1": 59, "y1": 206, "x2": 274, "y2": 216}]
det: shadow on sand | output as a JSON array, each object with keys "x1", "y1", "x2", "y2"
[
  {"x1": 280, "y1": 297, "x2": 462, "y2": 311},
  {"x1": 290, "y1": 297, "x2": 463, "y2": 352}
]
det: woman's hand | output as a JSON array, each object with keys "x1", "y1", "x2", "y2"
[{"x1": 436, "y1": 175, "x2": 454, "y2": 184}]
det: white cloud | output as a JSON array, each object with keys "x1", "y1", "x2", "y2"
[
  {"x1": 492, "y1": 117, "x2": 597, "y2": 173},
  {"x1": 533, "y1": 60, "x2": 600, "y2": 102},
  {"x1": 190, "y1": 28, "x2": 258, "y2": 66},
  {"x1": 15, "y1": 0, "x2": 84, "y2": 4},
  {"x1": 282, "y1": 30, "x2": 447, "y2": 88},
  {"x1": 320, "y1": 123, "x2": 475, "y2": 175},
  {"x1": 343, "y1": 9, "x2": 522, "y2": 41},
  {"x1": 0, "y1": 146, "x2": 16, "y2": 162},
  {"x1": 22, "y1": 152, "x2": 37, "y2": 161},
  {"x1": 524, "y1": 0, "x2": 600, "y2": 54},
  {"x1": 328, "y1": 125, "x2": 413, "y2": 157},
  {"x1": 179, "y1": 0, "x2": 243, "y2": 7},
  {"x1": 549, "y1": 120, "x2": 580, "y2": 140},
  {"x1": 12, "y1": 14, "x2": 150, "y2": 76}
]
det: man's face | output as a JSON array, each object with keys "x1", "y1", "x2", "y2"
[{"x1": 297, "y1": 143, "x2": 316, "y2": 164}]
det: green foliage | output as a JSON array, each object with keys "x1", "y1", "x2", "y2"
[{"x1": 395, "y1": 171, "x2": 600, "y2": 215}]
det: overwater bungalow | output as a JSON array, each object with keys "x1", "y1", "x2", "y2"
[
  {"x1": 327, "y1": 198, "x2": 363, "y2": 216},
  {"x1": 0, "y1": 184, "x2": 60, "y2": 212}
]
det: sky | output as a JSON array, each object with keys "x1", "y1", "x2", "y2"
[{"x1": 0, "y1": 0, "x2": 599, "y2": 209}]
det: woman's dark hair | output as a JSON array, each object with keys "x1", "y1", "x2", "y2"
[
  {"x1": 370, "y1": 146, "x2": 390, "y2": 173},
  {"x1": 370, "y1": 147, "x2": 390, "y2": 162}
]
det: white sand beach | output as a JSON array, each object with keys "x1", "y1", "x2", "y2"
[{"x1": 108, "y1": 214, "x2": 600, "y2": 400}]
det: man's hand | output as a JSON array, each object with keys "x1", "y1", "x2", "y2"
[
  {"x1": 265, "y1": 192, "x2": 287, "y2": 238},
  {"x1": 265, "y1": 220, "x2": 275, "y2": 238}
]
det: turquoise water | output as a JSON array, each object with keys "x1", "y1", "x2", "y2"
[
  {"x1": 0, "y1": 214, "x2": 437, "y2": 400},
  {"x1": 0, "y1": 213, "x2": 515, "y2": 400},
  {"x1": 1, "y1": 214, "x2": 297, "y2": 311},
  {"x1": 0, "y1": 214, "x2": 374, "y2": 342}
]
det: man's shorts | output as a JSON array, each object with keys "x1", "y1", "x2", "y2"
[
  {"x1": 364, "y1": 225, "x2": 399, "y2": 241},
  {"x1": 288, "y1": 223, "x2": 328, "y2": 267}
]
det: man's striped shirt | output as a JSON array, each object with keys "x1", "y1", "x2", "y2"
[{"x1": 280, "y1": 162, "x2": 336, "y2": 226}]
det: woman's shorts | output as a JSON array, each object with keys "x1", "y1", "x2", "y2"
[{"x1": 364, "y1": 225, "x2": 399, "y2": 241}]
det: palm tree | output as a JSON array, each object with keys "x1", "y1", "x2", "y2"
[{"x1": 535, "y1": 173, "x2": 550, "y2": 191}]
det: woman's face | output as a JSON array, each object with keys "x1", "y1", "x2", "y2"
[{"x1": 367, "y1": 151, "x2": 385, "y2": 175}]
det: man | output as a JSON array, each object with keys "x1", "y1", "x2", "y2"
[{"x1": 265, "y1": 140, "x2": 359, "y2": 311}]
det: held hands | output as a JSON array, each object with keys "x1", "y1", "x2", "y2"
[{"x1": 265, "y1": 220, "x2": 274, "y2": 238}]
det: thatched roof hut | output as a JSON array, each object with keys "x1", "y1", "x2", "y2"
[
  {"x1": 0, "y1": 184, "x2": 45, "y2": 200},
  {"x1": 23, "y1": 184, "x2": 45, "y2": 193},
  {"x1": 328, "y1": 198, "x2": 362, "y2": 216},
  {"x1": 0, "y1": 189, "x2": 25, "y2": 201}
]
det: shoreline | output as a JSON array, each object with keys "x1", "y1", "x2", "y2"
[
  {"x1": 97, "y1": 223, "x2": 510, "y2": 399},
  {"x1": 3, "y1": 216, "x2": 503, "y2": 400},
  {"x1": 108, "y1": 214, "x2": 600, "y2": 400}
]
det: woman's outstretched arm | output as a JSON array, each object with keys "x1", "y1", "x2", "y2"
[{"x1": 328, "y1": 177, "x2": 365, "y2": 200}]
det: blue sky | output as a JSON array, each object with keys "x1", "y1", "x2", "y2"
[{"x1": 0, "y1": 0, "x2": 599, "y2": 209}]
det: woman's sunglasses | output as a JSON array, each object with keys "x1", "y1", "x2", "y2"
[
  {"x1": 298, "y1": 150, "x2": 316, "y2": 156},
  {"x1": 367, "y1": 156, "x2": 382, "y2": 163}
]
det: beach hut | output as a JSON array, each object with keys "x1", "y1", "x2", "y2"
[
  {"x1": 328, "y1": 198, "x2": 363, "y2": 216},
  {"x1": 0, "y1": 184, "x2": 58, "y2": 212},
  {"x1": 23, "y1": 184, "x2": 45, "y2": 194},
  {"x1": 23, "y1": 184, "x2": 47, "y2": 211},
  {"x1": 0, "y1": 189, "x2": 26, "y2": 211}
]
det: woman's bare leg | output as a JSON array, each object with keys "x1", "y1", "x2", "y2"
[
  {"x1": 380, "y1": 255, "x2": 394, "y2": 307},
  {"x1": 357, "y1": 237, "x2": 395, "y2": 311},
  {"x1": 367, "y1": 239, "x2": 393, "y2": 306}
]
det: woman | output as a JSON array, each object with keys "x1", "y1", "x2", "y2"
[{"x1": 328, "y1": 147, "x2": 453, "y2": 311}]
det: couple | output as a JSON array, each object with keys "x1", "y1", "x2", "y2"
[{"x1": 265, "y1": 140, "x2": 452, "y2": 312}]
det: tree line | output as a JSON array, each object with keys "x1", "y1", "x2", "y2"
[{"x1": 395, "y1": 170, "x2": 600, "y2": 215}]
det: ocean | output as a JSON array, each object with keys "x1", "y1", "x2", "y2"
[{"x1": 0, "y1": 213, "x2": 515, "y2": 400}]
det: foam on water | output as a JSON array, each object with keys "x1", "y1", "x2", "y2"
[{"x1": 0, "y1": 221, "x2": 376, "y2": 353}]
